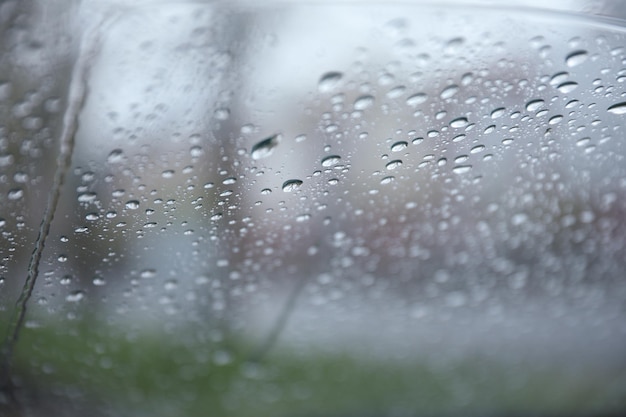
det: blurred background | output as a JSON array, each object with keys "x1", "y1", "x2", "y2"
[{"x1": 1, "y1": 0, "x2": 626, "y2": 416}]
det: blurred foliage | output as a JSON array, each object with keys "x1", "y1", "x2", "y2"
[{"x1": 2, "y1": 315, "x2": 624, "y2": 417}]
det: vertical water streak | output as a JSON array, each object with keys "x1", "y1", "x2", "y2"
[{"x1": 0, "y1": 16, "x2": 111, "y2": 393}]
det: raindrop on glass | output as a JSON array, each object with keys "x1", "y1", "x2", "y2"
[
  {"x1": 251, "y1": 134, "x2": 281, "y2": 160},
  {"x1": 525, "y1": 99, "x2": 545, "y2": 112},
  {"x1": 354, "y1": 95, "x2": 375, "y2": 110},
  {"x1": 318, "y1": 71, "x2": 343, "y2": 92},
  {"x1": 386, "y1": 160, "x2": 403, "y2": 170},
  {"x1": 565, "y1": 50, "x2": 588, "y2": 67},
  {"x1": 282, "y1": 179, "x2": 303, "y2": 192},
  {"x1": 440, "y1": 84, "x2": 459, "y2": 99},
  {"x1": 107, "y1": 149, "x2": 124, "y2": 164},
  {"x1": 406, "y1": 93, "x2": 428, "y2": 106},
  {"x1": 321, "y1": 155, "x2": 342, "y2": 167},
  {"x1": 607, "y1": 102, "x2": 626, "y2": 115},
  {"x1": 391, "y1": 141, "x2": 408, "y2": 152}
]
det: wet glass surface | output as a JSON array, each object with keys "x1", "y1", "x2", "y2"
[{"x1": 1, "y1": 1, "x2": 626, "y2": 416}]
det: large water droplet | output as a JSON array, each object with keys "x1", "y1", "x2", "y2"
[
  {"x1": 440, "y1": 84, "x2": 459, "y2": 99},
  {"x1": 354, "y1": 95, "x2": 375, "y2": 110},
  {"x1": 449, "y1": 117, "x2": 468, "y2": 128},
  {"x1": 452, "y1": 165, "x2": 472, "y2": 174},
  {"x1": 251, "y1": 134, "x2": 281, "y2": 160},
  {"x1": 391, "y1": 141, "x2": 408, "y2": 152},
  {"x1": 318, "y1": 71, "x2": 343, "y2": 92},
  {"x1": 557, "y1": 81, "x2": 578, "y2": 93},
  {"x1": 406, "y1": 93, "x2": 427, "y2": 106},
  {"x1": 282, "y1": 179, "x2": 303, "y2": 192},
  {"x1": 107, "y1": 149, "x2": 124, "y2": 164},
  {"x1": 321, "y1": 155, "x2": 341, "y2": 167},
  {"x1": 125, "y1": 200, "x2": 140, "y2": 210},
  {"x1": 607, "y1": 102, "x2": 626, "y2": 115},
  {"x1": 525, "y1": 99, "x2": 545, "y2": 112},
  {"x1": 386, "y1": 160, "x2": 403, "y2": 170},
  {"x1": 566, "y1": 50, "x2": 588, "y2": 67}
]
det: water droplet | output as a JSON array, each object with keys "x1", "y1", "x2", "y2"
[
  {"x1": 386, "y1": 86, "x2": 406, "y2": 98},
  {"x1": 107, "y1": 149, "x2": 124, "y2": 164},
  {"x1": 440, "y1": 84, "x2": 459, "y2": 99},
  {"x1": 161, "y1": 170, "x2": 175, "y2": 178},
  {"x1": 282, "y1": 179, "x2": 303, "y2": 192},
  {"x1": 548, "y1": 115, "x2": 563, "y2": 125},
  {"x1": 557, "y1": 81, "x2": 578, "y2": 93},
  {"x1": 296, "y1": 213, "x2": 311, "y2": 222},
  {"x1": 491, "y1": 108, "x2": 505, "y2": 119},
  {"x1": 93, "y1": 277, "x2": 106, "y2": 286},
  {"x1": 190, "y1": 146, "x2": 204, "y2": 157},
  {"x1": 354, "y1": 95, "x2": 375, "y2": 110},
  {"x1": 125, "y1": 200, "x2": 140, "y2": 210},
  {"x1": 525, "y1": 99, "x2": 544, "y2": 112},
  {"x1": 251, "y1": 134, "x2": 281, "y2": 160},
  {"x1": 406, "y1": 93, "x2": 427, "y2": 106},
  {"x1": 450, "y1": 117, "x2": 468, "y2": 128},
  {"x1": 321, "y1": 155, "x2": 341, "y2": 167},
  {"x1": 381, "y1": 176, "x2": 395, "y2": 184},
  {"x1": 452, "y1": 165, "x2": 472, "y2": 174},
  {"x1": 386, "y1": 160, "x2": 402, "y2": 170},
  {"x1": 318, "y1": 71, "x2": 343, "y2": 92},
  {"x1": 140, "y1": 269, "x2": 156, "y2": 279},
  {"x1": 7, "y1": 189, "x2": 23, "y2": 200},
  {"x1": 566, "y1": 50, "x2": 588, "y2": 67},
  {"x1": 391, "y1": 141, "x2": 408, "y2": 152},
  {"x1": 607, "y1": 102, "x2": 626, "y2": 115},
  {"x1": 452, "y1": 134, "x2": 466, "y2": 143},
  {"x1": 66, "y1": 290, "x2": 85, "y2": 303},
  {"x1": 470, "y1": 144, "x2": 485, "y2": 154},
  {"x1": 214, "y1": 107, "x2": 230, "y2": 120},
  {"x1": 550, "y1": 71, "x2": 569, "y2": 86},
  {"x1": 78, "y1": 192, "x2": 97, "y2": 203}
]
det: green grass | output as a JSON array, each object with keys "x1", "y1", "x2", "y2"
[{"x1": 6, "y1": 317, "x2": 626, "y2": 417}]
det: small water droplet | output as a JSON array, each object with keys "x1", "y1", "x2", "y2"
[
  {"x1": 550, "y1": 71, "x2": 569, "y2": 85},
  {"x1": 140, "y1": 269, "x2": 156, "y2": 279},
  {"x1": 296, "y1": 213, "x2": 311, "y2": 222},
  {"x1": 282, "y1": 179, "x2": 303, "y2": 192},
  {"x1": 7, "y1": 189, "x2": 23, "y2": 200},
  {"x1": 318, "y1": 71, "x2": 343, "y2": 92},
  {"x1": 386, "y1": 86, "x2": 406, "y2": 98},
  {"x1": 381, "y1": 176, "x2": 395, "y2": 184},
  {"x1": 452, "y1": 165, "x2": 472, "y2": 174},
  {"x1": 525, "y1": 99, "x2": 545, "y2": 112},
  {"x1": 440, "y1": 84, "x2": 459, "y2": 99},
  {"x1": 66, "y1": 290, "x2": 85, "y2": 303},
  {"x1": 161, "y1": 170, "x2": 175, "y2": 178},
  {"x1": 321, "y1": 155, "x2": 341, "y2": 167},
  {"x1": 125, "y1": 200, "x2": 140, "y2": 210},
  {"x1": 491, "y1": 108, "x2": 505, "y2": 119},
  {"x1": 449, "y1": 117, "x2": 468, "y2": 128},
  {"x1": 470, "y1": 144, "x2": 485, "y2": 153},
  {"x1": 406, "y1": 93, "x2": 427, "y2": 106},
  {"x1": 78, "y1": 192, "x2": 97, "y2": 203},
  {"x1": 391, "y1": 141, "x2": 408, "y2": 152},
  {"x1": 386, "y1": 160, "x2": 402, "y2": 170},
  {"x1": 557, "y1": 81, "x2": 578, "y2": 93},
  {"x1": 566, "y1": 50, "x2": 588, "y2": 67},
  {"x1": 607, "y1": 102, "x2": 626, "y2": 115},
  {"x1": 251, "y1": 134, "x2": 281, "y2": 160},
  {"x1": 354, "y1": 95, "x2": 375, "y2": 110},
  {"x1": 107, "y1": 149, "x2": 124, "y2": 164}
]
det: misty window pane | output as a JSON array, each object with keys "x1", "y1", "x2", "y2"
[{"x1": 1, "y1": 1, "x2": 626, "y2": 416}]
